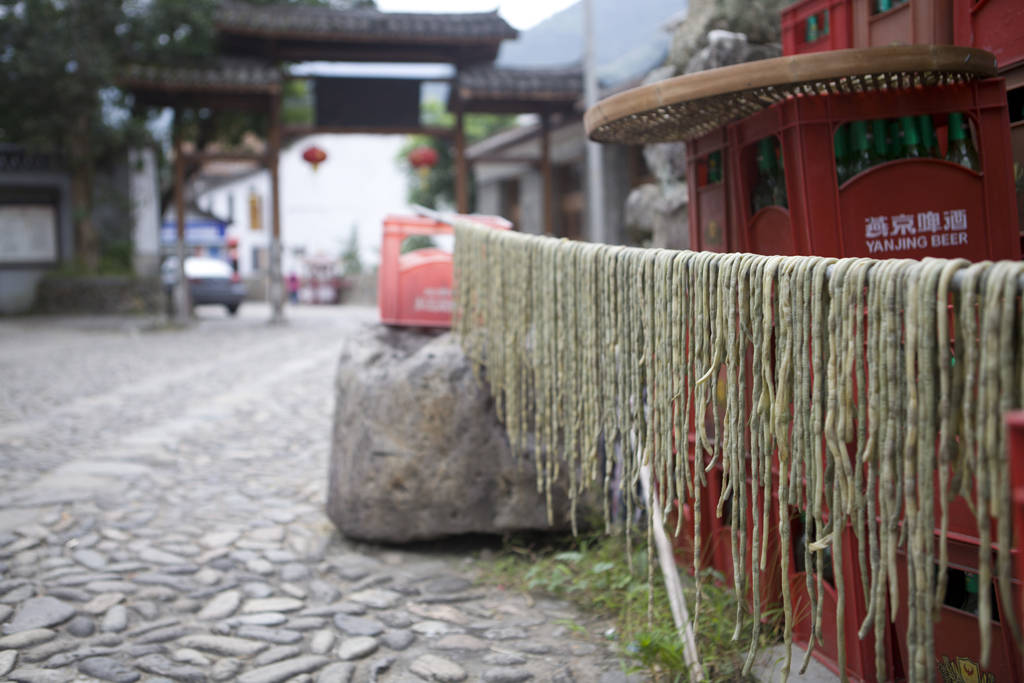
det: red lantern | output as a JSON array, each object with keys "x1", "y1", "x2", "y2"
[
  {"x1": 408, "y1": 145, "x2": 439, "y2": 171},
  {"x1": 302, "y1": 145, "x2": 327, "y2": 172}
]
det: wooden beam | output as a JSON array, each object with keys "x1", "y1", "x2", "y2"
[
  {"x1": 466, "y1": 154, "x2": 540, "y2": 165},
  {"x1": 269, "y1": 92, "x2": 284, "y2": 323},
  {"x1": 184, "y1": 151, "x2": 268, "y2": 163},
  {"x1": 453, "y1": 76, "x2": 469, "y2": 214},
  {"x1": 541, "y1": 112, "x2": 553, "y2": 236},
  {"x1": 283, "y1": 125, "x2": 455, "y2": 139}
]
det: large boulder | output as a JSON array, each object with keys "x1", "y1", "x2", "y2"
[{"x1": 327, "y1": 324, "x2": 576, "y2": 543}]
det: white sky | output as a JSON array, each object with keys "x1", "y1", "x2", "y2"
[{"x1": 375, "y1": 0, "x2": 579, "y2": 30}]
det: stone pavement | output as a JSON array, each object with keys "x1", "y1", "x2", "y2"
[{"x1": 0, "y1": 304, "x2": 645, "y2": 683}]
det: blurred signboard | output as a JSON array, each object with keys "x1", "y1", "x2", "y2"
[
  {"x1": 314, "y1": 77, "x2": 421, "y2": 129},
  {"x1": 0, "y1": 204, "x2": 58, "y2": 264}
]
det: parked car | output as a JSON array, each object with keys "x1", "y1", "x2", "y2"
[{"x1": 161, "y1": 256, "x2": 247, "y2": 315}]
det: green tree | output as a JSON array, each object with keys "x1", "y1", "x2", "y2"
[
  {"x1": 398, "y1": 99, "x2": 517, "y2": 210},
  {"x1": 0, "y1": 0, "x2": 374, "y2": 272},
  {"x1": 340, "y1": 226, "x2": 363, "y2": 276}
]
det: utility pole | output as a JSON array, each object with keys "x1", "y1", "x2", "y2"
[
  {"x1": 583, "y1": 0, "x2": 606, "y2": 244},
  {"x1": 172, "y1": 110, "x2": 191, "y2": 325}
]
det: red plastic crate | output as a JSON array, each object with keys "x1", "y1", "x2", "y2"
[
  {"x1": 379, "y1": 214, "x2": 510, "y2": 328},
  {"x1": 664, "y1": 448, "x2": 724, "y2": 573},
  {"x1": 790, "y1": 520, "x2": 897, "y2": 682},
  {"x1": 686, "y1": 129, "x2": 735, "y2": 252},
  {"x1": 893, "y1": 536, "x2": 1022, "y2": 682},
  {"x1": 781, "y1": 0, "x2": 854, "y2": 56},
  {"x1": 852, "y1": 0, "x2": 953, "y2": 49},
  {"x1": 953, "y1": 0, "x2": 1024, "y2": 71},
  {"x1": 1008, "y1": 411, "x2": 1024, "y2": 630},
  {"x1": 722, "y1": 78, "x2": 1021, "y2": 261}
]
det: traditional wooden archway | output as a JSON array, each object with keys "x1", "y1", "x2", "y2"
[{"x1": 121, "y1": 1, "x2": 517, "y2": 323}]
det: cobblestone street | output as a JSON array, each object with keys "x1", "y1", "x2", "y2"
[{"x1": 0, "y1": 304, "x2": 641, "y2": 683}]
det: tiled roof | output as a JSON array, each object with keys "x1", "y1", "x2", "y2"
[
  {"x1": 457, "y1": 65, "x2": 582, "y2": 101},
  {"x1": 120, "y1": 59, "x2": 282, "y2": 92},
  {"x1": 216, "y1": 1, "x2": 516, "y2": 43}
]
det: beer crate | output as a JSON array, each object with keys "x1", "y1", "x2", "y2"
[
  {"x1": 711, "y1": 78, "x2": 1020, "y2": 262},
  {"x1": 851, "y1": 0, "x2": 953, "y2": 50},
  {"x1": 685, "y1": 128, "x2": 735, "y2": 253},
  {"x1": 781, "y1": 0, "x2": 854, "y2": 56},
  {"x1": 953, "y1": 0, "x2": 1024, "y2": 72}
]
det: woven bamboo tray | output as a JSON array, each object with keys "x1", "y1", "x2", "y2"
[{"x1": 584, "y1": 45, "x2": 998, "y2": 145}]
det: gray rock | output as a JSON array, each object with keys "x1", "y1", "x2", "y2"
[
  {"x1": 279, "y1": 563, "x2": 309, "y2": 582},
  {"x1": 242, "y1": 598, "x2": 304, "y2": 614},
  {"x1": 65, "y1": 615, "x2": 94, "y2": 638},
  {"x1": 327, "y1": 329, "x2": 580, "y2": 542},
  {"x1": 422, "y1": 577, "x2": 471, "y2": 595},
  {"x1": 78, "y1": 656, "x2": 140, "y2": 682},
  {"x1": 81, "y1": 593, "x2": 124, "y2": 615},
  {"x1": 411, "y1": 620, "x2": 463, "y2": 637},
  {"x1": 408, "y1": 654, "x2": 467, "y2": 682},
  {"x1": 0, "y1": 604, "x2": 13, "y2": 622},
  {"x1": 136, "y1": 653, "x2": 206, "y2": 682},
  {"x1": 0, "y1": 649, "x2": 17, "y2": 676},
  {"x1": 134, "y1": 624, "x2": 190, "y2": 644},
  {"x1": 482, "y1": 627, "x2": 527, "y2": 641},
  {"x1": 336, "y1": 636, "x2": 378, "y2": 661},
  {"x1": 333, "y1": 615, "x2": 384, "y2": 636},
  {"x1": 516, "y1": 641, "x2": 553, "y2": 654},
  {"x1": 254, "y1": 644, "x2": 302, "y2": 666},
  {"x1": 20, "y1": 637, "x2": 75, "y2": 664},
  {"x1": 71, "y1": 549, "x2": 107, "y2": 571},
  {"x1": 171, "y1": 648, "x2": 210, "y2": 666},
  {"x1": 483, "y1": 670, "x2": 534, "y2": 683},
  {"x1": 235, "y1": 625, "x2": 303, "y2": 644},
  {"x1": 381, "y1": 629, "x2": 415, "y2": 651},
  {"x1": 668, "y1": 0, "x2": 788, "y2": 70},
  {"x1": 369, "y1": 655, "x2": 396, "y2": 682},
  {"x1": 178, "y1": 634, "x2": 269, "y2": 657},
  {"x1": 2, "y1": 597, "x2": 75, "y2": 634},
  {"x1": 210, "y1": 658, "x2": 241, "y2": 681},
  {"x1": 309, "y1": 629, "x2": 335, "y2": 654},
  {"x1": 316, "y1": 662, "x2": 354, "y2": 683},
  {"x1": 86, "y1": 581, "x2": 137, "y2": 594},
  {"x1": 236, "y1": 655, "x2": 329, "y2": 683},
  {"x1": 432, "y1": 634, "x2": 485, "y2": 651},
  {"x1": 138, "y1": 547, "x2": 188, "y2": 565},
  {"x1": 126, "y1": 644, "x2": 167, "y2": 657},
  {"x1": 198, "y1": 589, "x2": 242, "y2": 620},
  {"x1": 230, "y1": 612, "x2": 288, "y2": 626},
  {"x1": 6, "y1": 668, "x2": 74, "y2": 683},
  {"x1": 46, "y1": 587, "x2": 91, "y2": 602},
  {"x1": 348, "y1": 589, "x2": 401, "y2": 610},
  {"x1": 283, "y1": 616, "x2": 323, "y2": 631},
  {"x1": 241, "y1": 582, "x2": 274, "y2": 598},
  {"x1": 0, "y1": 628, "x2": 56, "y2": 649},
  {"x1": 100, "y1": 605, "x2": 128, "y2": 632},
  {"x1": 483, "y1": 653, "x2": 528, "y2": 666}
]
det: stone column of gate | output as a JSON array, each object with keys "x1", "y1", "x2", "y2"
[{"x1": 268, "y1": 93, "x2": 285, "y2": 324}]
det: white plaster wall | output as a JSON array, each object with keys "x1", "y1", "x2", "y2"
[
  {"x1": 197, "y1": 135, "x2": 409, "y2": 279},
  {"x1": 129, "y1": 148, "x2": 162, "y2": 278}
]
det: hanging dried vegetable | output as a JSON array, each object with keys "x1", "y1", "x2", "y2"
[{"x1": 453, "y1": 219, "x2": 1024, "y2": 683}]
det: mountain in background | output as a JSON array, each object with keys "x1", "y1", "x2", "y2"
[{"x1": 497, "y1": 0, "x2": 687, "y2": 86}]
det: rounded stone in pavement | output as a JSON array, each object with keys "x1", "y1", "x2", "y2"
[
  {"x1": 242, "y1": 597, "x2": 304, "y2": 614},
  {"x1": 100, "y1": 605, "x2": 128, "y2": 633},
  {"x1": 0, "y1": 649, "x2": 17, "y2": 677},
  {"x1": 178, "y1": 634, "x2": 269, "y2": 657},
  {"x1": 3, "y1": 597, "x2": 75, "y2": 634},
  {"x1": 483, "y1": 669, "x2": 534, "y2": 683},
  {"x1": 408, "y1": 654, "x2": 467, "y2": 682},
  {"x1": 211, "y1": 657, "x2": 242, "y2": 681},
  {"x1": 65, "y1": 615, "x2": 94, "y2": 638},
  {"x1": 333, "y1": 614, "x2": 384, "y2": 636},
  {"x1": 0, "y1": 628, "x2": 56, "y2": 649},
  {"x1": 135, "y1": 653, "x2": 205, "y2": 683},
  {"x1": 336, "y1": 636, "x2": 378, "y2": 661},
  {"x1": 77, "y1": 656, "x2": 140, "y2": 683},
  {"x1": 309, "y1": 629, "x2": 335, "y2": 654},
  {"x1": 197, "y1": 589, "x2": 242, "y2": 620},
  {"x1": 316, "y1": 662, "x2": 354, "y2": 683},
  {"x1": 236, "y1": 654, "x2": 329, "y2": 683},
  {"x1": 381, "y1": 629, "x2": 415, "y2": 651}
]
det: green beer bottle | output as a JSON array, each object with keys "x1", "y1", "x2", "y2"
[
  {"x1": 901, "y1": 116, "x2": 923, "y2": 159},
  {"x1": 917, "y1": 114, "x2": 940, "y2": 157},
  {"x1": 887, "y1": 119, "x2": 904, "y2": 159},
  {"x1": 946, "y1": 112, "x2": 980, "y2": 172},
  {"x1": 878, "y1": 0, "x2": 892, "y2": 12},
  {"x1": 847, "y1": 120, "x2": 872, "y2": 178},
  {"x1": 772, "y1": 139, "x2": 788, "y2": 209},
  {"x1": 834, "y1": 124, "x2": 851, "y2": 184},
  {"x1": 823, "y1": 9, "x2": 830, "y2": 37},
  {"x1": 871, "y1": 119, "x2": 888, "y2": 166},
  {"x1": 751, "y1": 138, "x2": 775, "y2": 213}
]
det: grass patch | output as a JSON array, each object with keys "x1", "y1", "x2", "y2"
[{"x1": 481, "y1": 530, "x2": 781, "y2": 682}]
